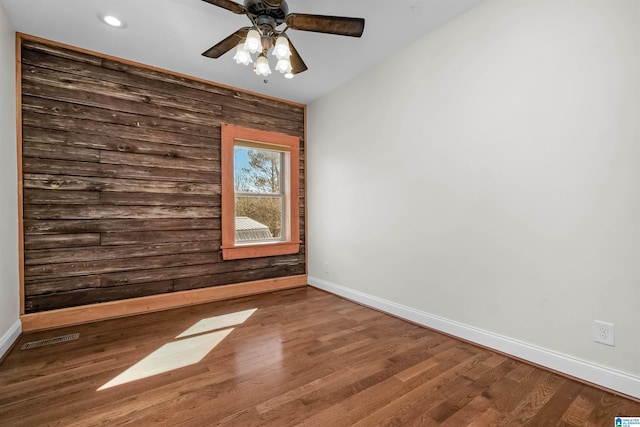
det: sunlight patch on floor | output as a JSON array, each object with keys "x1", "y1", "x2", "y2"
[
  {"x1": 97, "y1": 308, "x2": 257, "y2": 391},
  {"x1": 97, "y1": 329, "x2": 233, "y2": 391},
  {"x1": 176, "y1": 308, "x2": 257, "y2": 338}
]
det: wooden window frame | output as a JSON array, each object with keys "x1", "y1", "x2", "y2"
[{"x1": 221, "y1": 124, "x2": 300, "y2": 260}]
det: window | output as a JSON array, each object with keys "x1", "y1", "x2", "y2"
[
  {"x1": 234, "y1": 144, "x2": 284, "y2": 243},
  {"x1": 221, "y1": 124, "x2": 300, "y2": 260}
]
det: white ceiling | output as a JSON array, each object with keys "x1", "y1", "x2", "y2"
[{"x1": 0, "y1": 0, "x2": 483, "y2": 104}]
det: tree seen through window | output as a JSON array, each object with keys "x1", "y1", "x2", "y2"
[{"x1": 234, "y1": 146, "x2": 284, "y2": 241}]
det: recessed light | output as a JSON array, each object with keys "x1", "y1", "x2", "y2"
[
  {"x1": 103, "y1": 15, "x2": 121, "y2": 27},
  {"x1": 98, "y1": 13, "x2": 127, "y2": 29}
]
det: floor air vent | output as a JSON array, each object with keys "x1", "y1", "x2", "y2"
[{"x1": 21, "y1": 333, "x2": 79, "y2": 350}]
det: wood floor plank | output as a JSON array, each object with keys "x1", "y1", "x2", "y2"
[
  {"x1": 0, "y1": 287, "x2": 638, "y2": 426},
  {"x1": 561, "y1": 394, "x2": 596, "y2": 426}
]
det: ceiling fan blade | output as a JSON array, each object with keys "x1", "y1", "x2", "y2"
[
  {"x1": 287, "y1": 39, "x2": 308, "y2": 75},
  {"x1": 286, "y1": 14, "x2": 365, "y2": 38},
  {"x1": 202, "y1": 27, "x2": 250, "y2": 58},
  {"x1": 201, "y1": 0, "x2": 247, "y2": 15}
]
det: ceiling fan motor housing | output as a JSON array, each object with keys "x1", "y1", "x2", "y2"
[
  {"x1": 256, "y1": 15, "x2": 278, "y2": 36},
  {"x1": 245, "y1": 0, "x2": 288, "y2": 24}
]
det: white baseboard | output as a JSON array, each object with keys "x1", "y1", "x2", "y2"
[
  {"x1": 308, "y1": 276, "x2": 640, "y2": 400},
  {"x1": 0, "y1": 319, "x2": 21, "y2": 360}
]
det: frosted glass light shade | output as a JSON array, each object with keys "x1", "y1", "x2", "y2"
[
  {"x1": 275, "y1": 58, "x2": 292, "y2": 74},
  {"x1": 244, "y1": 29, "x2": 262, "y2": 54},
  {"x1": 233, "y1": 43, "x2": 252, "y2": 66},
  {"x1": 272, "y1": 37, "x2": 291, "y2": 60},
  {"x1": 254, "y1": 54, "x2": 271, "y2": 76}
]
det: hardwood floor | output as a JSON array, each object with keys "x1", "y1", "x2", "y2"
[{"x1": 0, "y1": 287, "x2": 638, "y2": 426}]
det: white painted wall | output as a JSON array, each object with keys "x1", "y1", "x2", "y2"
[
  {"x1": 308, "y1": 0, "x2": 640, "y2": 397},
  {"x1": 0, "y1": 3, "x2": 21, "y2": 357}
]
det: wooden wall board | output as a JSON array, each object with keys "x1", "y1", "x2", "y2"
[{"x1": 18, "y1": 34, "x2": 306, "y2": 313}]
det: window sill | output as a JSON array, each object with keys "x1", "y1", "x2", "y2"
[{"x1": 221, "y1": 241, "x2": 301, "y2": 260}]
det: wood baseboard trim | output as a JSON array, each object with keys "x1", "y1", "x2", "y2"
[{"x1": 21, "y1": 275, "x2": 307, "y2": 332}]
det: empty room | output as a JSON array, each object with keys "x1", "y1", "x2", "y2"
[{"x1": 0, "y1": 0, "x2": 639, "y2": 425}]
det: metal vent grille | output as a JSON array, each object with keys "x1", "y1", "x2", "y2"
[{"x1": 21, "y1": 333, "x2": 79, "y2": 350}]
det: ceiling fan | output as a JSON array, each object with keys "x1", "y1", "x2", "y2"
[{"x1": 201, "y1": 0, "x2": 365, "y2": 78}]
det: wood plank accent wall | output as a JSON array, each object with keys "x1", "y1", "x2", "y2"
[{"x1": 18, "y1": 35, "x2": 306, "y2": 314}]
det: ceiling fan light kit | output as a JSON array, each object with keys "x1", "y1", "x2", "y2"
[{"x1": 201, "y1": 0, "x2": 365, "y2": 79}]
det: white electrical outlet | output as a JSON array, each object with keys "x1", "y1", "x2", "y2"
[
  {"x1": 323, "y1": 261, "x2": 329, "y2": 273},
  {"x1": 594, "y1": 320, "x2": 615, "y2": 346}
]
